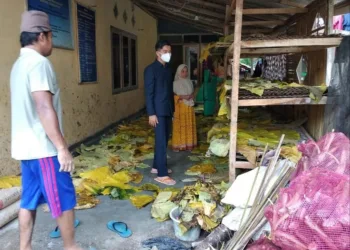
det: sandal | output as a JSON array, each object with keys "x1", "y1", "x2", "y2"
[
  {"x1": 151, "y1": 168, "x2": 172, "y2": 174},
  {"x1": 107, "y1": 221, "x2": 132, "y2": 238},
  {"x1": 154, "y1": 177, "x2": 176, "y2": 186},
  {"x1": 49, "y1": 219, "x2": 80, "y2": 238}
]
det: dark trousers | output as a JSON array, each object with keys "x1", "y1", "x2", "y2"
[{"x1": 153, "y1": 116, "x2": 172, "y2": 177}]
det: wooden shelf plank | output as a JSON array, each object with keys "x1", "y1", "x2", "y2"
[
  {"x1": 230, "y1": 20, "x2": 285, "y2": 26},
  {"x1": 235, "y1": 96, "x2": 328, "y2": 106},
  {"x1": 214, "y1": 42, "x2": 232, "y2": 48},
  {"x1": 219, "y1": 37, "x2": 342, "y2": 55},
  {"x1": 235, "y1": 8, "x2": 308, "y2": 15},
  {"x1": 240, "y1": 46, "x2": 329, "y2": 55},
  {"x1": 235, "y1": 161, "x2": 255, "y2": 169},
  {"x1": 240, "y1": 37, "x2": 342, "y2": 49}
]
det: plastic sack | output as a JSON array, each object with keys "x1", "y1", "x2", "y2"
[
  {"x1": 209, "y1": 139, "x2": 230, "y2": 157},
  {"x1": 265, "y1": 168, "x2": 350, "y2": 250},
  {"x1": 293, "y1": 132, "x2": 350, "y2": 178},
  {"x1": 0, "y1": 176, "x2": 21, "y2": 189}
]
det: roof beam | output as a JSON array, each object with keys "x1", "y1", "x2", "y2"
[
  {"x1": 136, "y1": 0, "x2": 223, "y2": 27},
  {"x1": 245, "y1": 0, "x2": 292, "y2": 9},
  {"x1": 131, "y1": 0, "x2": 157, "y2": 19},
  {"x1": 236, "y1": 8, "x2": 308, "y2": 15},
  {"x1": 280, "y1": 0, "x2": 306, "y2": 9},
  {"x1": 230, "y1": 20, "x2": 285, "y2": 26},
  {"x1": 145, "y1": 7, "x2": 223, "y2": 30},
  {"x1": 160, "y1": 17, "x2": 222, "y2": 34},
  {"x1": 150, "y1": 0, "x2": 225, "y2": 20},
  {"x1": 186, "y1": 0, "x2": 226, "y2": 11},
  {"x1": 154, "y1": 13, "x2": 222, "y2": 34},
  {"x1": 242, "y1": 2, "x2": 292, "y2": 20}
]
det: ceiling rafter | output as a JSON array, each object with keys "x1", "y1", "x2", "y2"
[
  {"x1": 279, "y1": 0, "x2": 307, "y2": 8},
  {"x1": 244, "y1": 0, "x2": 290, "y2": 8},
  {"x1": 241, "y1": 2, "x2": 292, "y2": 20},
  {"x1": 157, "y1": 16, "x2": 223, "y2": 34},
  {"x1": 142, "y1": 4, "x2": 223, "y2": 29},
  {"x1": 146, "y1": 0, "x2": 225, "y2": 20},
  {"x1": 135, "y1": 0, "x2": 225, "y2": 27},
  {"x1": 135, "y1": 0, "x2": 317, "y2": 35},
  {"x1": 185, "y1": 0, "x2": 226, "y2": 11},
  {"x1": 152, "y1": 11, "x2": 223, "y2": 33}
]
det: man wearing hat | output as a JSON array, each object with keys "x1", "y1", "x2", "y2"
[{"x1": 10, "y1": 11, "x2": 81, "y2": 250}]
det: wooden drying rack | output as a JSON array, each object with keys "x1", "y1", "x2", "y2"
[{"x1": 226, "y1": 0, "x2": 343, "y2": 181}]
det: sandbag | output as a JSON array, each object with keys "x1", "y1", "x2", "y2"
[
  {"x1": 0, "y1": 200, "x2": 20, "y2": 228},
  {"x1": 0, "y1": 187, "x2": 21, "y2": 209}
]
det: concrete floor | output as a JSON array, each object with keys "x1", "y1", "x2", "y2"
[{"x1": 0, "y1": 151, "x2": 197, "y2": 250}]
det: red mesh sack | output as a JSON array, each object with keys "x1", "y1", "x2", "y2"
[
  {"x1": 293, "y1": 132, "x2": 350, "y2": 178},
  {"x1": 246, "y1": 236, "x2": 281, "y2": 250},
  {"x1": 265, "y1": 168, "x2": 350, "y2": 250}
]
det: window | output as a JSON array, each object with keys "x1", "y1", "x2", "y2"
[{"x1": 111, "y1": 27, "x2": 137, "y2": 93}]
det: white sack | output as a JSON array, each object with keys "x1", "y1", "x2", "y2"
[
  {"x1": 221, "y1": 160, "x2": 290, "y2": 208},
  {"x1": 222, "y1": 207, "x2": 251, "y2": 231}
]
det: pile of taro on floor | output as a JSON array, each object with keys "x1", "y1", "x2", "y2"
[{"x1": 252, "y1": 132, "x2": 350, "y2": 250}]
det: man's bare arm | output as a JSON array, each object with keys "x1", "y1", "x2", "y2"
[
  {"x1": 32, "y1": 91, "x2": 73, "y2": 172},
  {"x1": 32, "y1": 91, "x2": 66, "y2": 149}
]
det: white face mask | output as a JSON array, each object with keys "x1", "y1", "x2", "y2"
[{"x1": 161, "y1": 53, "x2": 171, "y2": 63}]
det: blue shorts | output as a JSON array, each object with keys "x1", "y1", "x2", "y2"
[{"x1": 20, "y1": 156, "x2": 76, "y2": 218}]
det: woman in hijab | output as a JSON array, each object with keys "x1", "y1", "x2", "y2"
[{"x1": 172, "y1": 64, "x2": 197, "y2": 152}]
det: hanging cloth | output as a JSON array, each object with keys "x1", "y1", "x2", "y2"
[
  {"x1": 343, "y1": 14, "x2": 350, "y2": 31},
  {"x1": 333, "y1": 15, "x2": 344, "y2": 30}
]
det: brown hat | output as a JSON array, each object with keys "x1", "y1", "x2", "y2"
[{"x1": 20, "y1": 10, "x2": 51, "y2": 33}]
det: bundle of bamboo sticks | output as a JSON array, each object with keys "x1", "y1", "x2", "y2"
[{"x1": 225, "y1": 135, "x2": 296, "y2": 250}]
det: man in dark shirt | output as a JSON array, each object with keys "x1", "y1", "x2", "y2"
[{"x1": 144, "y1": 40, "x2": 176, "y2": 186}]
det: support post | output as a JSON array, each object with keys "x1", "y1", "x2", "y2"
[
  {"x1": 229, "y1": 0, "x2": 243, "y2": 182},
  {"x1": 326, "y1": 0, "x2": 335, "y2": 86},
  {"x1": 326, "y1": 0, "x2": 334, "y2": 35}
]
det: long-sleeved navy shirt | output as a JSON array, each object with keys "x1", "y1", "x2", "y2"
[{"x1": 144, "y1": 60, "x2": 174, "y2": 117}]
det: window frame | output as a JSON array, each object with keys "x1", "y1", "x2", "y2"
[{"x1": 111, "y1": 26, "x2": 138, "y2": 94}]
